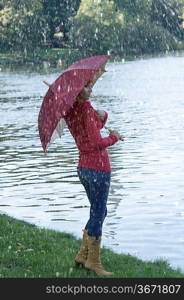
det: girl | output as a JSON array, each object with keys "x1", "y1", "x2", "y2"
[{"x1": 64, "y1": 85, "x2": 122, "y2": 276}]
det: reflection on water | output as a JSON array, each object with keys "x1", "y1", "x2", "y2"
[{"x1": 0, "y1": 53, "x2": 184, "y2": 272}]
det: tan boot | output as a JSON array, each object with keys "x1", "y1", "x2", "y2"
[
  {"x1": 85, "y1": 235, "x2": 113, "y2": 276},
  {"x1": 75, "y1": 229, "x2": 88, "y2": 268}
]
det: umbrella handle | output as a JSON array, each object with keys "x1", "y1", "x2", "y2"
[{"x1": 104, "y1": 126, "x2": 124, "y2": 141}]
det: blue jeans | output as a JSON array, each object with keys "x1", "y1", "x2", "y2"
[{"x1": 77, "y1": 168, "x2": 111, "y2": 238}]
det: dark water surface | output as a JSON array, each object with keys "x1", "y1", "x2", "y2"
[{"x1": 0, "y1": 53, "x2": 184, "y2": 272}]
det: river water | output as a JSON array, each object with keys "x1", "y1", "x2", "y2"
[{"x1": 0, "y1": 53, "x2": 184, "y2": 272}]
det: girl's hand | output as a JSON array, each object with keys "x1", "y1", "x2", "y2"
[
  {"x1": 96, "y1": 110, "x2": 105, "y2": 120},
  {"x1": 110, "y1": 130, "x2": 124, "y2": 141}
]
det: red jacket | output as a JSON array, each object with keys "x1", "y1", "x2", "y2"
[{"x1": 64, "y1": 100, "x2": 118, "y2": 172}]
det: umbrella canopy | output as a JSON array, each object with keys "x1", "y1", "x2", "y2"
[{"x1": 38, "y1": 55, "x2": 110, "y2": 152}]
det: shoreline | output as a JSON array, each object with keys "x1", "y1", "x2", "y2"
[
  {"x1": 1, "y1": 48, "x2": 184, "y2": 70},
  {"x1": 0, "y1": 213, "x2": 183, "y2": 278}
]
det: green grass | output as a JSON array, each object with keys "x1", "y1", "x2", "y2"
[
  {"x1": 0, "y1": 213, "x2": 183, "y2": 278},
  {"x1": 1, "y1": 47, "x2": 184, "y2": 68},
  {"x1": 27, "y1": 47, "x2": 81, "y2": 61},
  {"x1": 0, "y1": 48, "x2": 84, "y2": 66}
]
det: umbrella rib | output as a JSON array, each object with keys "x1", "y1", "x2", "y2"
[{"x1": 43, "y1": 80, "x2": 51, "y2": 87}]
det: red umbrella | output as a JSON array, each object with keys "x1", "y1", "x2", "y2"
[{"x1": 38, "y1": 55, "x2": 110, "y2": 152}]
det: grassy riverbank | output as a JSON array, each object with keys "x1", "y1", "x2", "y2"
[
  {"x1": 0, "y1": 48, "x2": 83, "y2": 67},
  {"x1": 0, "y1": 214, "x2": 183, "y2": 278},
  {"x1": 1, "y1": 47, "x2": 184, "y2": 71}
]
